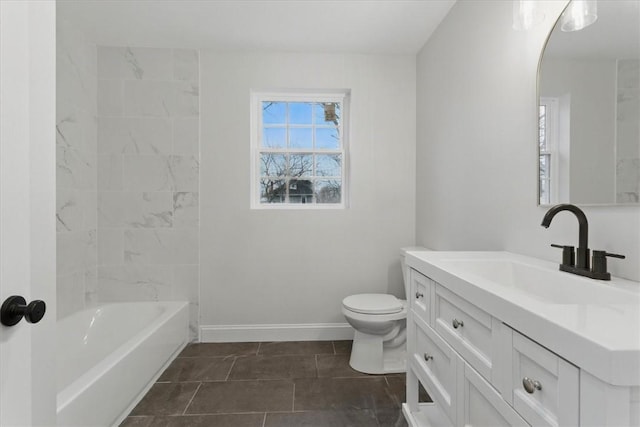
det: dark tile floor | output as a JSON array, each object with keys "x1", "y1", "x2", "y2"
[{"x1": 120, "y1": 340, "x2": 429, "y2": 427}]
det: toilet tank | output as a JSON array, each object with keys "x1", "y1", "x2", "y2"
[{"x1": 400, "y1": 246, "x2": 428, "y2": 299}]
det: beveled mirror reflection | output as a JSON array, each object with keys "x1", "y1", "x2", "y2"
[{"x1": 538, "y1": 0, "x2": 639, "y2": 206}]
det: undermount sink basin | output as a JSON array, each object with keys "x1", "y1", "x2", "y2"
[{"x1": 429, "y1": 254, "x2": 640, "y2": 305}]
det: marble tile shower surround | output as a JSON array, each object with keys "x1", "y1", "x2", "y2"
[
  {"x1": 96, "y1": 46, "x2": 200, "y2": 338},
  {"x1": 616, "y1": 59, "x2": 640, "y2": 203},
  {"x1": 56, "y1": 20, "x2": 98, "y2": 319}
]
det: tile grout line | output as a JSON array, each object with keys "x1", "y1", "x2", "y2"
[
  {"x1": 291, "y1": 382, "x2": 296, "y2": 412},
  {"x1": 224, "y1": 356, "x2": 237, "y2": 381},
  {"x1": 181, "y1": 381, "x2": 202, "y2": 415}
]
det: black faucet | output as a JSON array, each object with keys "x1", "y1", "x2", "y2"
[
  {"x1": 541, "y1": 204, "x2": 625, "y2": 280},
  {"x1": 541, "y1": 204, "x2": 590, "y2": 269}
]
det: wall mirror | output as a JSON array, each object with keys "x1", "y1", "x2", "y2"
[{"x1": 538, "y1": 0, "x2": 639, "y2": 206}]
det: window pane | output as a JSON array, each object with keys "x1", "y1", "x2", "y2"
[
  {"x1": 289, "y1": 102, "x2": 313, "y2": 125},
  {"x1": 315, "y1": 127, "x2": 340, "y2": 149},
  {"x1": 539, "y1": 178, "x2": 550, "y2": 205},
  {"x1": 289, "y1": 154, "x2": 313, "y2": 177},
  {"x1": 260, "y1": 178, "x2": 286, "y2": 203},
  {"x1": 263, "y1": 102, "x2": 286, "y2": 124},
  {"x1": 260, "y1": 153, "x2": 287, "y2": 176},
  {"x1": 539, "y1": 105, "x2": 547, "y2": 151},
  {"x1": 289, "y1": 127, "x2": 313, "y2": 149},
  {"x1": 539, "y1": 154, "x2": 549, "y2": 178},
  {"x1": 288, "y1": 179, "x2": 314, "y2": 204},
  {"x1": 315, "y1": 179, "x2": 341, "y2": 204},
  {"x1": 263, "y1": 127, "x2": 286, "y2": 148},
  {"x1": 314, "y1": 102, "x2": 341, "y2": 125},
  {"x1": 316, "y1": 154, "x2": 341, "y2": 177}
]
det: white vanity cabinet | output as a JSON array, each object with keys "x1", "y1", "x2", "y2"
[{"x1": 403, "y1": 265, "x2": 640, "y2": 427}]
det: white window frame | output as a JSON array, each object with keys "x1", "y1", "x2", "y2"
[{"x1": 250, "y1": 90, "x2": 349, "y2": 209}]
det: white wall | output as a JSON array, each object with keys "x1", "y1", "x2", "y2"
[
  {"x1": 200, "y1": 52, "x2": 416, "y2": 338},
  {"x1": 540, "y1": 58, "x2": 617, "y2": 204},
  {"x1": 416, "y1": 0, "x2": 640, "y2": 281}
]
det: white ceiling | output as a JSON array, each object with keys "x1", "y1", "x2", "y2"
[{"x1": 57, "y1": 0, "x2": 457, "y2": 54}]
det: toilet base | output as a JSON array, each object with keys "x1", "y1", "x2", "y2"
[{"x1": 349, "y1": 330, "x2": 406, "y2": 374}]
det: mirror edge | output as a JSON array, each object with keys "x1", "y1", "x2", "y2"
[{"x1": 536, "y1": 0, "x2": 569, "y2": 208}]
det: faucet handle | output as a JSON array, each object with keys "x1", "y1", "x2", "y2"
[
  {"x1": 602, "y1": 251, "x2": 625, "y2": 259},
  {"x1": 551, "y1": 244, "x2": 575, "y2": 267},
  {"x1": 592, "y1": 250, "x2": 625, "y2": 276}
]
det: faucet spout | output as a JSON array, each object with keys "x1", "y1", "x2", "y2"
[{"x1": 541, "y1": 204, "x2": 589, "y2": 268}]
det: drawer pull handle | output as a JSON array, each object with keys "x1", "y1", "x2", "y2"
[
  {"x1": 452, "y1": 318, "x2": 464, "y2": 329},
  {"x1": 415, "y1": 292, "x2": 424, "y2": 299},
  {"x1": 522, "y1": 377, "x2": 542, "y2": 394},
  {"x1": 424, "y1": 353, "x2": 433, "y2": 362}
]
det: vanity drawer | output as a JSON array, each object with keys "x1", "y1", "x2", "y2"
[
  {"x1": 412, "y1": 315, "x2": 458, "y2": 426},
  {"x1": 410, "y1": 269, "x2": 434, "y2": 325},
  {"x1": 458, "y1": 362, "x2": 530, "y2": 427},
  {"x1": 510, "y1": 331, "x2": 579, "y2": 427},
  {"x1": 434, "y1": 284, "x2": 497, "y2": 382}
]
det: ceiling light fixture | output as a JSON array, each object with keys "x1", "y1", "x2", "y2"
[
  {"x1": 560, "y1": 0, "x2": 598, "y2": 32},
  {"x1": 513, "y1": 0, "x2": 545, "y2": 31}
]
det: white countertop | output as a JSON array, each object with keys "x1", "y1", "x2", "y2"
[{"x1": 406, "y1": 250, "x2": 640, "y2": 387}]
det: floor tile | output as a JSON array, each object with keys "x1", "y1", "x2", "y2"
[
  {"x1": 332, "y1": 340, "x2": 353, "y2": 354},
  {"x1": 375, "y1": 408, "x2": 410, "y2": 427},
  {"x1": 178, "y1": 342, "x2": 259, "y2": 357},
  {"x1": 264, "y1": 409, "x2": 378, "y2": 427},
  {"x1": 124, "y1": 340, "x2": 419, "y2": 427},
  {"x1": 158, "y1": 356, "x2": 235, "y2": 382},
  {"x1": 258, "y1": 341, "x2": 334, "y2": 356},
  {"x1": 293, "y1": 377, "x2": 398, "y2": 411},
  {"x1": 186, "y1": 380, "x2": 294, "y2": 414},
  {"x1": 120, "y1": 416, "x2": 154, "y2": 427},
  {"x1": 122, "y1": 414, "x2": 265, "y2": 427},
  {"x1": 130, "y1": 383, "x2": 200, "y2": 416},
  {"x1": 228, "y1": 355, "x2": 317, "y2": 380},
  {"x1": 316, "y1": 354, "x2": 370, "y2": 378},
  {"x1": 385, "y1": 374, "x2": 431, "y2": 403}
]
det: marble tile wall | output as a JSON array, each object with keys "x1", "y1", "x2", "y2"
[
  {"x1": 56, "y1": 20, "x2": 98, "y2": 319},
  {"x1": 616, "y1": 59, "x2": 640, "y2": 203},
  {"x1": 96, "y1": 46, "x2": 200, "y2": 338}
]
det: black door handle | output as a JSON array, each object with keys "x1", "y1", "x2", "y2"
[{"x1": 1, "y1": 296, "x2": 46, "y2": 326}]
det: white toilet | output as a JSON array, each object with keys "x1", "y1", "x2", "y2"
[{"x1": 342, "y1": 247, "x2": 423, "y2": 374}]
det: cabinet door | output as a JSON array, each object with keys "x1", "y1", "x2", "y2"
[
  {"x1": 412, "y1": 315, "x2": 458, "y2": 426},
  {"x1": 458, "y1": 363, "x2": 530, "y2": 427},
  {"x1": 510, "y1": 332, "x2": 579, "y2": 427}
]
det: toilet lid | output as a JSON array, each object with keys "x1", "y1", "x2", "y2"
[{"x1": 342, "y1": 294, "x2": 404, "y2": 315}]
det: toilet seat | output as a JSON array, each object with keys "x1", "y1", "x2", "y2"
[{"x1": 342, "y1": 293, "x2": 404, "y2": 315}]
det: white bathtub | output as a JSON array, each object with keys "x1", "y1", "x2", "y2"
[{"x1": 56, "y1": 301, "x2": 189, "y2": 427}]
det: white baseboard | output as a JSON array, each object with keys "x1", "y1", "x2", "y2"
[{"x1": 199, "y1": 322, "x2": 354, "y2": 343}]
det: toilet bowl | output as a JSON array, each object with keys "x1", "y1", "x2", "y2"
[{"x1": 342, "y1": 247, "x2": 424, "y2": 374}]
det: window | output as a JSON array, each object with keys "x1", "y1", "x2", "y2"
[
  {"x1": 539, "y1": 97, "x2": 559, "y2": 205},
  {"x1": 250, "y1": 91, "x2": 348, "y2": 208}
]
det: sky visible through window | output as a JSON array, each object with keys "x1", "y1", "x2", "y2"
[{"x1": 258, "y1": 100, "x2": 343, "y2": 205}]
